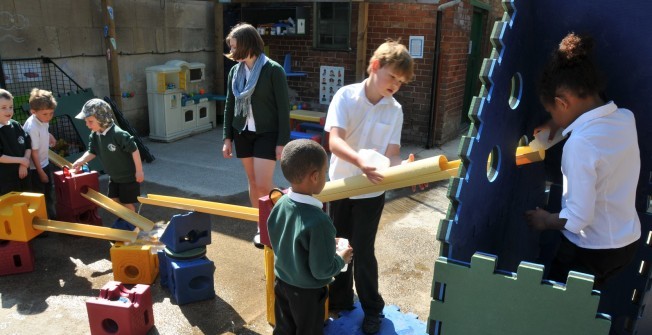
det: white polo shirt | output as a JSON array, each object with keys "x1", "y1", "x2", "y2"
[
  {"x1": 560, "y1": 101, "x2": 641, "y2": 249},
  {"x1": 23, "y1": 114, "x2": 50, "y2": 169},
  {"x1": 324, "y1": 80, "x2": 403, "y2": 199}
]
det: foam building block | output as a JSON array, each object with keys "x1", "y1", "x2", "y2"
[
  {"x1": 258, "y1": 189, "x2": 287, "y2": 247},
  {"x1": 110, "y1": 243, "x2": 159, "y2": 284},
  {"x1": 160, "y1": 212, "x2": 212, "y2": 253},
  {"x1": 53, "y1": 170, "x2": 99, "y2": 208},
  {"x1": 0, "y1": 240, "x2": 35, "y2": 276},
  {"x1": 0, "y1": 192, "x2": 47, "y2": 242},
  {"x1": 324, "y1": 302, "x2": 426, "y2": 335},
  {"x1": 158, "y1": 252, "x2": 215, "y2": 305},
  {"x1": 427, "y1": 253, "x2": 610, "y2": 335},
  {"x1": 85, "y1": 281, "x2": 154, "y2": 335}
]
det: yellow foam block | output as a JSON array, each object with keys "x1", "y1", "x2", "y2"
[
  {"x1": 82, "y1": 189, "x2": 155, "y2": 231},
  {"x1": 33, "y1": 219, "x2": 137, "y2": 242},
  {"x1": 110, "y1": 242, "x2": 159, "y2": 284},
  {"x1": 264, "y1": 246, "x2": 328, "y2": 326},
  {"x1": 138, "y1": 194, "x2": 259, "y2": 222},
  {"x1": 0, "y1": 192, "x2": 47, "y2": 242}
]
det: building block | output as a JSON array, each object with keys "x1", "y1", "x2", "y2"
[
  {"x1": 0, "y1": 240, "x2": 35, "y2": 276},
  {"x1": 158, "y1": 252, "x2": 215, "y2": 305},
  {"x1": 427, "y1": 253, "x2": 610, "y2": 335},
  {"x1": 85, "y1": 281, "x2": 154, "y2": 335},
  {"x1": 0, "y1": 192, "x2": 47, "y2": 242},
  {"x1": 160, "y1": 211, "x2": 211, "y2": 253},
  {"x1": 258, "y1": 189, "x2": 287, "y2": 248},
  {"x1": 56, "y1": 203, "x2": 102, "y2": 226},
  {"x1": 110, "y1": 242, "x2": 159, "y2": 284},
  {"x1": 53, "y1": 170, "x2": 99, "y2": 209},
  {"x1": 324, "y1": 302, "x2": 426, "y2": 335},
  {"x1": 290, "y1": 130, "x2": 321, "y2": 143}
]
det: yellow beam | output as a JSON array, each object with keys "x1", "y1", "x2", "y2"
[
  {"x1": 137, "y1": 194, "x2": 259, "y2": 222},
  {"x1": 82, "y1": 189, "x2": 155, "y2": 231},
  {"x1": 48, "y1": 150, "x2": 73, "y2": 169},
  {"x1": 33, "y1": 218, "x2": 137, "y2": 242}
]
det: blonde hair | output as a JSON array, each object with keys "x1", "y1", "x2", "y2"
[
  {"x1": 367, "y1": 39, "x2": 415, "y2": 82},
  {"x1": 29, "y1": 88, "x2": 57, "y2": 111}
]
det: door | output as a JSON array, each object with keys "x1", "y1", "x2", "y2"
[{"x1": 461, "y1": 8, "x2": 486, "y2": 125}]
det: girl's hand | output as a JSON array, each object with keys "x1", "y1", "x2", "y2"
[
  {"x1": 222, "y1": 139, "x2": 233, "y2": 159},
  {"x1": 533, "y1": 119, "x2": 560, "y2": 141},
  {"x1": 275, "y1": 146, "x2": 284, "y2": 160},
  {"x1": 135, "y1": 171, "x2": 144, "y2": 183}
]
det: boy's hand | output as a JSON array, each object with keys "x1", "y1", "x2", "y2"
[
  {"x1": 48, "y1": 134, "x2": 56, "y2": 147},
  {"x1": 18, "y1": 157, "x2": 30, "y2": 168},
  {"x1": 533, "y1": 119, "x2": 560, "y2": 141},
  {"x1": 38, "y1": 169, "x2": 49, "y2": 183},
  {"x1": 525, "y1": 207, "x2": 550, "y2": 230},
  {"x1": 402, "y1": 153, "x2": 428, "y2": 191},
  {"x1": 356, "y1": 156, "x2": 384, "y2": 184},
  {"x1": 18, "y1": 165, "x2": 28, "y2": 179},
  {"x1": 135, "y1": 171, "x2": 144, "y2": 183},
  {"x1": 337, "y1": 246, "x2": 353, "y2": 264}
]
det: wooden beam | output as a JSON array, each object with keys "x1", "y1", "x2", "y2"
[
  {"x1": 355, "y1": 2, "x2": 369, "y2": 82},
  {"x1": 215, "y1": 2, "x2": 225, "y2": 97},
  {"x1": 101, "y1": 0, "x2": 122, "y2": 110}
]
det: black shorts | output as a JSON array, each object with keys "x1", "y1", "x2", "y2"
[
  {"x1": 108, "y1": 180, "x2": 140, "y2": 204},
  {"x1": 233, "y1": 130, "x2": 278, "y2": 160}
]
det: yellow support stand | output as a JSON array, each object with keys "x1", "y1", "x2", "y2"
[
  {"x1": 137, "y1": 194, "x2": 259, "y2": 222},
  {"x1": 33, "y1": 219, "x2": 137, "y2": 242},
  {"x1": 82, "y1": 189, "x2": 155, "y2": 231},
  {"x1": 0, "y1": 192, "x2": 47, "y2": 242},
  {"x1": 110, "y1": 242, "x2": 160, "y2": 284},
  {"x1": 264, "y1": 246, "x2": 329, "y2": 326}
]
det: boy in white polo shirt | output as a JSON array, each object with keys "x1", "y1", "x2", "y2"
[{"x1": 23, "y1": 88, "x2": 58, "y2": 219}]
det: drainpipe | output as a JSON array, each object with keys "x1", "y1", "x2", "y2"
[{"x1": 426, "y1": 0, "x2": 461, "y2": 148}]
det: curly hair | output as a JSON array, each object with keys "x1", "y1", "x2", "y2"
[{"x1": 538, "y1": 33, "x2": 605, "y2": 105}]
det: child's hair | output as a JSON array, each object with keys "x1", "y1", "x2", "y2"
[
  {"x1": 0, "y1": 88, "x2": 13, "y2": 100},
  {"x1": 281, "y1": 139, "x2": 328, "y2": 184},
  {"x1": 29, "y1": 88, "x2": 57, "y2": 111},
  {"x1": 538, "y1": 33, "x2": 605, "y2": 105},
  {"x1": 367, "y1": 39, "x2": 415, "y2": 82},
  {"x1": 225, "y1": 23, "x2": 265, "y2": 61}
]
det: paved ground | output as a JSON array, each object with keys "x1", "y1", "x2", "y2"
[{"x1": 0, "y1": 128, "x2": 460, "y2": 335}]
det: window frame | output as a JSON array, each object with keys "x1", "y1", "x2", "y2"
[{"x1": 313, "y1": 2, "x2": 352, "y2": 51}]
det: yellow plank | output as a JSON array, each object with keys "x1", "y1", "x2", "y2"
[
  {"x1": 516, "y1": 146, "x2": 545, "y2": 165},
  {"x1": 290, "y1": 110, "x2": 326, "y2": 123},
  {"x1": 33, "y1": 218, "x2": 137, "y2": 242},
  {"x1": 82, "y1": 189, "x2": 155, "y2": 231},
  {"x1": 48, "y1": 150, "x2": 73, "y2": 169},
  {"x1": 138, "y1": 194, "x2": 259, "y2": 222}
]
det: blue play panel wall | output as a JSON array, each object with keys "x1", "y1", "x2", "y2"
[{"x1": 434, "y1": 1, "x2": 652, "y2": 334}]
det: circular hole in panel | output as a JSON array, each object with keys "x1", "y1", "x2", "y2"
[
  {"x1": 509, "y1": 72, "x2": 523, "y2": 109},
  {"x1": 102, "y1": 318, "x2": 119, "y2": 333},
  {"x1": 486, "y1": 146, "x2": 501, "y2": 182},
  {"x1": 125, "y1": 265, "x2": 140, "y2": 279}
]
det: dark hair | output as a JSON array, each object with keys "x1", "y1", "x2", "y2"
[
  {"x1": 29, "y1": 88, "x2": 57, "y2": 110},
  {"x1": 225, "y1": 23, "x2": 265, "y2": 61},
  {"x1": 0, "y1": 88, "x2": 13, "y2": 100},
  {"x1": 281, "y1": 140, "x2": 328, "y2": 184},
  {"x1": 539, "y1": 33, "x2": 605, "y2": 105}
]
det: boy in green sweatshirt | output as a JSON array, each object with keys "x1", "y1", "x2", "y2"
[{"x1": 267, "y1": 139, "x2": 353, "y2": 335}]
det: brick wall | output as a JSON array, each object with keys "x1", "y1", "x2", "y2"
[{"x1": 243, "y1": 1, "x2": 494, "y2": 146}]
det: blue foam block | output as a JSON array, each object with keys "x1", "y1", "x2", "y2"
[
  {"x1": 111, "y1": 218, "x2": 136, "y2": 231},
  {"x1": 324, "y1": 302, "x2": 426, "y2": 335},
  {"x1": 160, "y1": 211, "x2": 212, "y2": 253},
  {"x1": 167, "y1": 256, "x2": 215, "y2": 305}
]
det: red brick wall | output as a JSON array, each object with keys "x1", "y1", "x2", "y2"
[{"x1": 245, "y1": 1, "x2": 484, "y2": 146}]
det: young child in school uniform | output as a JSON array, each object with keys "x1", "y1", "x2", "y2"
[
  {"x1": 72, "y1": 99, "x2": 144, "y2": 211},
  {"x1": 525, "y1": 33, "x2": 641, "y2": 290},
  {"x1": 324, "y1": 39, "x2": 415, "y2": 334},
  {"x1": 23, "y1": 88, "x2": 58, "y2": 218},
  {"x1": 0, "y1": 88, "x2": 32, "y2": 195},
  {"x1": 268, "y1": 139, "x2": 353, "y2": 335}
]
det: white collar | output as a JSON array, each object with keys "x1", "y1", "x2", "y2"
[
  {"x1": 288, "y1": 188, "x2": 323, "y2": 208},
  {"x1": 356, "y1": 79, "x2": 400, "y2": 108},
  {"x1": 32, "y1": 115, "x2": 48, "y2": 127},
  {"x1": 96, "y1": 124, "x2": 114, "y2": 136},
  {"x1": 563, "y1": 101, "x2": 617, "y2": 137}
]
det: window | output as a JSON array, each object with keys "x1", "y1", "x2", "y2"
[{"x1": 314, "y1": 2, "x2": 351, "y2": 50}]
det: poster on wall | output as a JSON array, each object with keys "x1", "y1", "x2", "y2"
[
  {"x1": 2, "y1": 63, "x2": 13, "y2": 84},
  {"x1": 320, "y1": 65, "x2": 344, "y2": 105},
  {"x1": 15, "y1": 61, "x2": 43, "y2": 82}
]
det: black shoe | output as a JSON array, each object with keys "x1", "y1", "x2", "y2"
[
  {"x1": 252, "y1": 233, "x2": 264, "y2": 249},
  {"x1": 362, "y1": 314, "x2": 382, "y2": 334}
]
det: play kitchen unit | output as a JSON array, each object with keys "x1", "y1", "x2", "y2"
[{"x1": 145, "y1": 60, "x2": 216, "y2": 142}]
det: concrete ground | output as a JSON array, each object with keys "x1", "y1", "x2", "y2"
[{"x1": 0, "y1": 128, "x2": 460, "y2": 335}]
